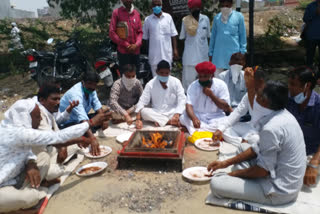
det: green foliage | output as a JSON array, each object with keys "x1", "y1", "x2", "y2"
[
  {"x1": 0, "y1": 19, "x2": 11, "y2": 37},
  {"x1": 48, "y1": 0, "x2": 118, "y2": 32},
  {"x1": 266, "y1": 15, "x2": 297, "y2": 37},
  {"x1": 296, "y1": 0, "x2": 313, "y2": 10}
]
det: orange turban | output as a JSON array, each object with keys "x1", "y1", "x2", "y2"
[
  {"x1": 195, "y1": 61, "x2": 216, "y2": 75},
  {"x1": 188, "y1": 0, "x2": 202, "y2": 9}
]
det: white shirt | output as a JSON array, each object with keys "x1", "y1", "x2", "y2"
[
  {"x1": 187, "y1": 78, "x2": 230, "y2": 118},
  {"x1": 0, "y1": 122, "x2": 89, "y2": 187},
  {"x1": 135, "y1": 76, "x2": 186, "y2": 116},
  {"x1": 143, "y1": 12, "x2": 178, "y2": 65},
  {"x1": 180, "y1": 14, "x2": 211, "y2": 66}
]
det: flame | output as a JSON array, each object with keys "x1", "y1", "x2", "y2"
[{"x1": 142, "y1": 132, "x2": 168, "y2": 149}]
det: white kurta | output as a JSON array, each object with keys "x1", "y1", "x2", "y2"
[
  {"x1": 135, "y1": 76, "x2": 186, "y2": 126},
  {"x1": 180, "y1": 78, "x2": 230, "y2": 134}
]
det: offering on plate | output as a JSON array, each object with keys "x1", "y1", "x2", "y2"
[{"x1": 78, "y1": 166, "x2": 101, "y2": 175}]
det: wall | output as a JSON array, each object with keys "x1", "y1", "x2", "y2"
[{"x1": 0, "y1": 0, "x2": 36, "y2": 19}]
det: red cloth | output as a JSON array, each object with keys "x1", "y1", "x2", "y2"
[
  {"x1": 195, "y1": 61, "x2": 216, "y2": 74},
  {"x1": 109, "y1": 7, "x2": 143, "y2": 55},
  {"x1": 188, "y1": 0, "x2": 202, "y2": 8}
]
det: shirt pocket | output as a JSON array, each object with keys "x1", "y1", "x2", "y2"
[
  {"x1": 160, "y1": 23, "x2": 171, "y2": 35},
  {"x1": 199, "y1": 26, "x2": 208, "y2": 41}
]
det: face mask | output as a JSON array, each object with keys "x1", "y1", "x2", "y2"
[
  {"x1": 122, "y1": 75, "x2": 136, "y2": 91},
  {"x1": 157, "y1": 75, "x2": 169, "y2": 83},
  {"x1": 83, "y1": 86, "x2": 94, "y2": 95},
  {"x1": 192, "y1": 10, "x2": 200, "y2": 18},
  {"x1": 251, "y1": 97, "x2": 273, "y2": 125},
  {"x1": 153, "y1": 6, "x2": 162, "y2": 15},
  {"x1": 292, "y1": 84, "x2": 307, "y2": 104},
  {"x1": 230, "y1": 64, "x2": 243, "y2": 84},
  {"x1": 221, "y1": 7, "x2": 232, "y2": 24},
  {"x1": 199, "y1": 79, "x2": 212, "y2": 88}
]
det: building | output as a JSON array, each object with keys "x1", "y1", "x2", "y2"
[{"x1": 0, "y1": 0, "x2": 35, "y2": 19}]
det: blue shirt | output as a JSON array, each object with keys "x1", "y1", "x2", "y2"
[
  {"x1": 209, "y1": 11, "x2": 247, "y2": 69},
  {"x1": 303, "y1": 1, "x2": 320, "y2": 40},
  {"x1": 286, "y1": 91, "x2": 320, "y2": 155},
  {"x1": 59, "y1": 82, "x2": 102, "y2": 125},
  {"x1": 219, "y1": 70, "x2": 246, "y2": 108}
]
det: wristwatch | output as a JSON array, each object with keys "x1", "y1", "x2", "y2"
[{"x1": 307, "y1": 163, "x2": 319, "y2": 169}]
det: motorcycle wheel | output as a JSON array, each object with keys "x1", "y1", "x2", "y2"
[{"x1": 37, "y1": 66, "x2": 55, "y2": 87}]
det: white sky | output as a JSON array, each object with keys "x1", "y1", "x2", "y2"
[{"x1": 10, "y1": 0, "x2": 49, "y2": 16}]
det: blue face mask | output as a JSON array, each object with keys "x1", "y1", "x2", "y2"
[
  {"x1": 157, "y1": 75, "x2": 169, "y2": 83},
  {"x1": 294, "y1": 92, "x2": 307, "y2": 104},
  {"x1": 153, "y1": 6, "x2": 162, "y2": 15}
]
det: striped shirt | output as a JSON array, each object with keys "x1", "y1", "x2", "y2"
[
  {"x1": 109, "y1": 78, "x2": 143, "y2": 116},
  {"x1": 252, "y1": 109, "x2": 306, "y2": 203}
]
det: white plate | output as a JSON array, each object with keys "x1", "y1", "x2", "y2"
[
  {"x1": 82, "y1": 145, "x2": 112, "y2": 159},
  {"x1": 116, "y1": 132, "x2": 133, "y2": 144},
  {"x1": 194, "y1": 138, "x2": 219, "y2": 151},
  {"x1": 182, "y1": 166, "x2": 213, "y2": 182},
  {"x1": 76, "y1": 162, "x2": 108, "y2": 177}
]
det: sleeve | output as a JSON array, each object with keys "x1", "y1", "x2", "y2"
[
  {"x1": 142, "y1": 18, "x2": 149, "y2": 40},
  {"x1": 109, "y1": 81, "x2": 127, "y2": 116},
  {"x1": 238, "y1": 14, "x2": 247, "y2": 54},
  {"x1": 26, "y1": 150, "x2": 37, "y2": 162},
  {"x1": 252, "y1": 129, "x2": 281, "y2": 179},
  {"x1": 174, "y1": 80, "x2": 187, "y2": 114},
  {"x1": 135, "y1": 13, "x2": 143, "y2": 47},
  {"x1": 15, "y1": 122, "x2": 90, "y2": 148},
  {"x1": 54, "y1": 110, "x2": 70, "y2": 125},
  {"x1": 179, "y1": 20, "x2": 186, "y2": 40},
  {"x1": 170, "y1": 16, "x2": 178, "y2": 37},
  {"x1": 109, "y1": 9, "x2": 130, "y2": 48},
  {"x1": 208, "y1": 17, "x2": 217, "y2": 57},
  {"x1": 303, "y1": 4, "x2": 316, "y2": 23},
  {"x1": 217, "y1": 81, "x2": 230, "y2": 104},
  {"x1": 135, "y1": 82, "x2": 152, "y2": 113},
  {"x1": 218, "y1": 94, "x2": 250, "y2": 131},
  {"x1": 92, "y1": 92, "x2": 102, "y2": 112}
]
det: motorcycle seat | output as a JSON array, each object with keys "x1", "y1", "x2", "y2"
[{"x1": 36, "y1": 51, "x2": 55, "y2": 57}]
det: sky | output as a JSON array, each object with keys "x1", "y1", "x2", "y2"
[{"x1": 10, "y1": 0, "x2": 49, "y2": 16}]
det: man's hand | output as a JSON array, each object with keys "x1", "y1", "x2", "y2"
[
  {"x1": 203, "y1": 87, "x2": 213, "y2": 97},
  {"x1": 127, "y1": 44, "x2": 138, "y2": 53},
  {"x1": 90, "y1": 139, "x2": 101, "y2": 156},
  {"x1": 173, "y1": 49, "x2": 179, "y2": 61},
  {"x1": 57, "y1": 147, "x2": 68, "y2": 164},
  {"x1": 212, "y1": 130, "x2": 223, "y2": 142},
  {"x1": 304, "y1": 166, "x2": 318, "y2": 186},
  {"x1": 207, "y1": 160, "x2": 228, "y2": 173},
  {"x1": 244, "y1": 67, "x2": 255, "y2": 90},
  {"x1": 136, "y1": 119, "x2": 143, "y2": 129},
  {"x1": 26, "y1": 161, "x2": 41, "y2": 188},
  {"x1": 102, "y1": 121, "x2": 109, "y2": 130},
  {"x1": 170, "y1": 114, "x2": 180, "y2": 126},
  {"x1": 90, "y1": 111, "x2": 112, "y2": 127},
  {"x1": 66, "y1": 100, "x2": 79, "y2": 113},
  {"x1": 77, "y1": 136, "x2": 91, "y2": 148},
  {"x1": 192, "y1": 117, "x2": 201, "y2": 129},
  {"x1": 125, "y1": 114, "x2": 133, "y2": 125}
]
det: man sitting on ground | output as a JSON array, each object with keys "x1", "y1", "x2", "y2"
[
  {"x1": 208, "y1": 81, "x2": 306, "y2": 205},
  {"x1": 135, "y1": 60, "x2": 186, "y2": 129},
  {"x1": 0, "y1": 99, "x2": 108, "y2": 213},
  {"x1": 180, "y1": 61, "x2": 232, "y2": 135},
  {"x1": 110, "y1": 64, "x2": 143, "y2": 125},
  {"x1": 59, "y1": 72, "x2": 110, "y2": 156},
  {"x1": 219, "y1": 52, "x2": 247, "y2": 109},
  {"x1": 287, "y1": 67, "x2": 320, "y2": 186}
]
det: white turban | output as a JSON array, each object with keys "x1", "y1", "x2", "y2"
[{"x1": 1, "y1": 99, "x2": 37, "y2": 129}]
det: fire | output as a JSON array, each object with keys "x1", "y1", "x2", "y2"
[{"x1": 142, "y1": 132, "x2": 169, "y2": 149}]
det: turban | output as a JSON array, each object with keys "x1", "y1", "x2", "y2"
[
  {"x1": 188, "y1": 0, "x2": 202, "y2": 9},
  {"x1": 195, "y1": 61, "x2": 216, "y2": 75}
]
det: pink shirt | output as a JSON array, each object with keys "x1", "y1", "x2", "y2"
[{"x1": 109, "y1": 7, "x2": 143, "y2": 55}]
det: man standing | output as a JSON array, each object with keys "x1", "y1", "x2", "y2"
[
  {"x1": 208, "y1": 81, "x2": 306, "y2": 205},
  {"x1": 303, "y1": 0, "x2": 320, "y2": 71},
  {"x1": 287, "y1": 67, "x2": 320, "y2": 186},
  {"x1": 135, "y1": 60, "x2": 186, "y2": 128},
  {"x1": 180, "y1": 61, "x2": 231, "y2": 135},
  {"x1": 109, "y1": 0, "x2": 143, "y2": 71},
  {"x1": 143, "y1": 0, "x2": 179, "y2": 77},
  {"x1": 180, "y1": 0, "x2": 211, "y2": 91},
  {"x1": 209, "y1": 0, "x2": 247, "y2": 77}
]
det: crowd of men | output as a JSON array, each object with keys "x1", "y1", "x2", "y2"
[{"x1": 1, "y1": 0, "x2": 320, "y2": 212}]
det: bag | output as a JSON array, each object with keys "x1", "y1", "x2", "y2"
[{"x1": 116, "y1": 21, "x2": 128, "y2": 40}]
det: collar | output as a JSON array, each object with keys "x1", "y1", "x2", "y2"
[
  {"x1": 120, "y1": 5, "x2": 135, "y2": 14},
  {"x1": 152, "y1": 12, "x2": 164, "y2": 19}
]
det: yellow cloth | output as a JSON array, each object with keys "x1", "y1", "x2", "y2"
[
  {"x1": 183, "y1": 15, "x2": 199, "y2": 37},
  {"x1": 188, "y1": 131, "x2": 213, "y2": 144}
]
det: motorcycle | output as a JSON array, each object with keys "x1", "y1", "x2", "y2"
[
  {"x1": 94, "y1": 40, "x2": 153, "y2": 88},
  {"x1": 23, "y1": 36, "x2": 91, "y2": 88}
]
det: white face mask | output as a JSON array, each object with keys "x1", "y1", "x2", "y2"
[
  {"x1": 221, "y1": 7, "x2": 232, "y2": 24},
  {"x1": 230, "y1": 64, "x2": 243, "y2": 84},
  {"x1": 122, "y1": 75, "x2": 136, "y2": 91},
  {"x1": 250, "y1": 97, "x2": 273, "y2": 126}
]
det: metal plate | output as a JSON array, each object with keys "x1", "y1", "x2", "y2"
[{"x1": 29, "y1": 61, "x2": 38, "y2": 68}]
